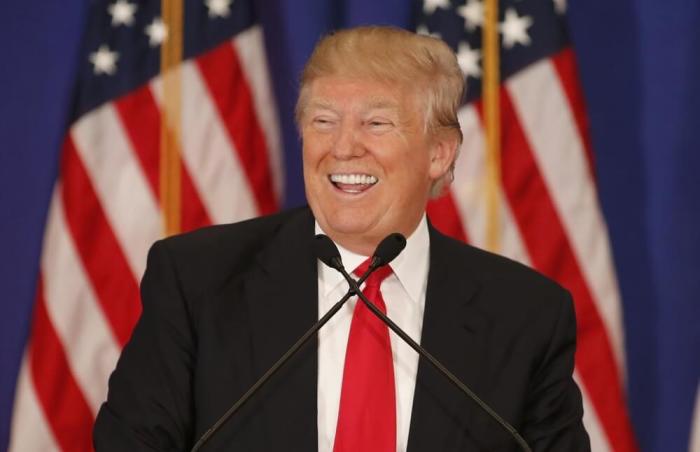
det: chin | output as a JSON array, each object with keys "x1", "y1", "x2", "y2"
[
  {"x1": 321, "y1": 209, "x2": 380, "y2": 238},
  {"x1": 326, "y1": 216, "x2": 373, "y2": 236}
]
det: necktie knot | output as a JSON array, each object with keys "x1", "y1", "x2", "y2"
[{"x1": 354, "y1": 258, "x2": 393, "y2": 289}]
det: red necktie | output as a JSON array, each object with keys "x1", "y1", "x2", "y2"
[{"x1": 333, "y1": 260, "x2": 396, "y2": 452}]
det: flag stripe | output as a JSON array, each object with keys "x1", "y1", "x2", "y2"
[
  {"x1": 577, "y1": 371, "x2": 613, "y2": 452},
  {"x1": 507, "y1": 60, "x2": 626, "y2": 375},
  {"x1": 71, "y1": 104, "x2": 161, "y2": 279},
  {"x1": 29, "y1": 279, "x2": 94, "y2": 452},
  {"x1": 151, "y1": 64, "x2": 259, "y2": 224},
  {"x1": 180, "y1": 160, "x2": 213, "y2": 232},
  {"x1": 196, "y1": 40, "x2": 278, "y2": 215},
  {"x1": 450, "y1": 105, "x2": 530, "y2": 263},
  {"x1": 41, "y1": 188, "x2": 121, "y2": 412},
  {"x1": 550, "y1": 49, "x2": 595, "y2": 175},
  {"x1": 497, "y1": 88, "x2": 636, "y2": 451},
  {"x1": 113, "y1": 86, "x2": 161, "y2": 199},
  {"x1": 690, "y1": 385, "x2": 700, "y2": 452},
  {"x1": 427, "y1": 193, "x2": 469, "y2": 242},
  {"x1": 233, "y1": 27, "x2": 284, "y2": 199},
  {"x1": 113, "y1": 85, "x2": 213, "y2": 232},
  {"x1": 9, "y1": 358, "x2": 59, "y2": 452},
  {"x1": 449, "y1": 105, "x2": 489, "y2": 245},
  {"x1": 60, "y1": 137, "x2": 141, "y2": 346}
]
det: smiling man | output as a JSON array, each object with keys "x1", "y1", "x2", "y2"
[
  {"x1": 94, "y1": 27, "x2": 590, "y2": 451},
  {"x1": 298, "y1": 30, "x2": 460, "y2": 257},
  {"x1": 300, "y1": 75, "x2": 453, "y2": 255}
]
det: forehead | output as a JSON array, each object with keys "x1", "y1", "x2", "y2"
[{"x1": 305, "y1": 76, "x2": 417, "y2": 113}]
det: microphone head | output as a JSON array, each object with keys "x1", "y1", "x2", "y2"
[
  {"x1": 312, "y1": 234, "x2": 344, "y2": 270},
  {"x1": 372, "y1": 233, "x2": 406, "y2": 267}
]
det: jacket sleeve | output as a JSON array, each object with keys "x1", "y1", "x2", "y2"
[
  {"x1": 93, "y1": 239, "x2": 196, "y2": 451},
  {"x1": 522, "y1": 291, "x2": 591, "y2": 451}
]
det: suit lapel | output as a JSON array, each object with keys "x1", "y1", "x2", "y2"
[
  {"x1": 245, "y1": 209, "x2": 318, "y2": 451},
  {"x1": 407, "y1": 226, "x2": 485, "y2": 452}
]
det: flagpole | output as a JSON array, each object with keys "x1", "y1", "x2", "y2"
[
  {"x1": 160, "y1": 0, "x2": 184, "y2": 237},
  {"x1": 483, "y1": 0, "x2": 501, "y2": 253}
]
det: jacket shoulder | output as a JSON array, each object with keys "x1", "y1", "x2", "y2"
[
  {"x1": 149, "y1": 207, "x2": 310, "y2": 302},
  {"x1": 439, "y1": 230, "x2": 564, "y2": 287},
  {"x1": 431, "y1": 229, "x2": 571, "y2": 315}
]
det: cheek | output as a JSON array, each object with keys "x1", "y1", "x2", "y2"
[
  {"x1": 301, "y1": 147, "x2": 320, "y2": 186},
  {"x1": 302, "y1": 134, "x2": 333, "y2": 166},
  {"x1": 402, "y1": 150, "x2": 432, "y2": 180},
  {"x1": 302, "y1": 142, "x2": 322, "y2": 170}
]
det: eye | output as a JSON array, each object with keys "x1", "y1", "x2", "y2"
[
  {"x1": 311, "y1": 116, "x2": 337, "y2": 129},
  {"x1": 365, "y1": 118, "x2": 395, "y2": 132}
]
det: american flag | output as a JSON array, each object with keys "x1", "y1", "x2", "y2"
[
  {"x1": 8, "y1": 0, "x2": 282, "y2": 449},
  {"x1": 419, "y1": 0, "x2": 638, "y2": 450}
]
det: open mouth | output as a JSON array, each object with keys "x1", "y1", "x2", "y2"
[{"x1": 329, "y1": 173, "x2": 378, "y2": 194}]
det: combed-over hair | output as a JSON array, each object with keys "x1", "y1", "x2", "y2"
[{"x1": 295, "y1": 26, "x2": 465, "y2": 197}]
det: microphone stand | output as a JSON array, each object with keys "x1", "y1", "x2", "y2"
[
  {"x1": 189, "y1": 268, "x2": 377, "y2": 452},
  {"x1": 335, "y1": 266, "x2": 533, "y2": 452}
]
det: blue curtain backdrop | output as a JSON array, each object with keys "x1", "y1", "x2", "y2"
[{"x1": 0, "y1": 1, "x2": 698, "y2": 451}]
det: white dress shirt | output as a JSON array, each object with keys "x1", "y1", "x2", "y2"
[{"x1": 316, "y1": 217, "x2": 430, "y2": 452}]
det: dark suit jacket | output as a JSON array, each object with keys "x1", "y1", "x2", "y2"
[{"x1": 94, "y1": 207, "x2": 590, "y2": 451}]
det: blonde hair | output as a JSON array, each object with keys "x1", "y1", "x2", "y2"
[{"x1": 295, "y1": 26, "x2": 465, "y2": 196}]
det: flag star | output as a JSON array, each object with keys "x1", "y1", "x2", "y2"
[
  {"x1": 499, "y1": 8, "x2": 533, "y2": 49},
  {"x1": 457, "y1": 0, "x2": 483, "y2": 31},
  {"x1": 205, "y1": 0, "x2": 233, "y2": 18},
  {"x1": 457, "y1": 42, "x2": 481, "y2": 79},
  {"x1": 145, "y1": 17, "x2": 168, "y2": 47},
  {"x1": 108, "y1": 0, "x2": 137, "y2": 26},
  {"x1": 89, "y1": 45, "x2": 119, "y2": 75},
  {"x1": 416, "y1": 24, "x2": 442, "y2": 40},
  {"x1": 423, "y1": 0, "x2": 450, "y2": 15},
  {"x1": 553, "y1": 0, "x2": 567, "y2": 14}
]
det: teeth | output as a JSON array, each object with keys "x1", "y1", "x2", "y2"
[{"x1": 330, "y1": 174, "x2": 377, "y2": 185}]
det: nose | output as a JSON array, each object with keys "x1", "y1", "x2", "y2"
[{"x1": 332, "y1": 119, "x2": 364, "y2": 160}]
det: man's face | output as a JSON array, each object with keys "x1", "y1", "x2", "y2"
[{"x1": 301, "y1": 76, "x2": 454, "y2": 255}]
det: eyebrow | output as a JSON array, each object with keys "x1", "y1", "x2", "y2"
[
  {"x1": 306, "y1": 99, "x2": 336, "y2": 111},
  {"x1": 364, "y1": 98, "x2": 400, "y2": 111},
  {"x1": 306, "y1": 98, "x2": 400, "y2": 113}
]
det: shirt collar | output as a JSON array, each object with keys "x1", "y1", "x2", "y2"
[{"x1": 315, "y1": 215, "x2": 430, "y2": 304}]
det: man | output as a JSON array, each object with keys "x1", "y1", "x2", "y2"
[{"x1": 94, "y1": 26, "x2": 590, "y2": 451}]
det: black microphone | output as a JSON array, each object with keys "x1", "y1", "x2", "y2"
[
  {"x1": 326, "y1": 235, "x2": 533, "y2": 452},
  {"x1": 311, "y1": 234, "x2": 344, "y2": 271},
  {"x1": 313, "y1": 232, "x2": 406, "y2": 276},
  {"x1": 190, "y1": 235, "x2": 388, "y2": 452},
  {"x1": 371, "y1": 232, "x2": 406, "y2": 267}
]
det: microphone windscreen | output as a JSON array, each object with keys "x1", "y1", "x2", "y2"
[
  {"x1": 373, "y1": 233, "x2": 406, "y2": 266},
  {"x1": 312, "y1": 234, "x2": 343, "y2": 270}
]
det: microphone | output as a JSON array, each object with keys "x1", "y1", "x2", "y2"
[
  {"x1": 190, "y1": 234, "x2": 389, "y2": 451},
  {"x1": 311, "y1": 234, "x2": 344, "y2": 271},
  {"x1": 325, "y1": 235, "x2": 533, "y2": 452},
  {"x1": 312, "y1": 232, "x2": 406, "y2": 275},
  {"x1": 371, "y1": 232, "x2": 407, "y2": 267}
]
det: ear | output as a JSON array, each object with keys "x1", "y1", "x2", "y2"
[{"x1": 428, "y1": 132, "x2": 459, "y2": 181}]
